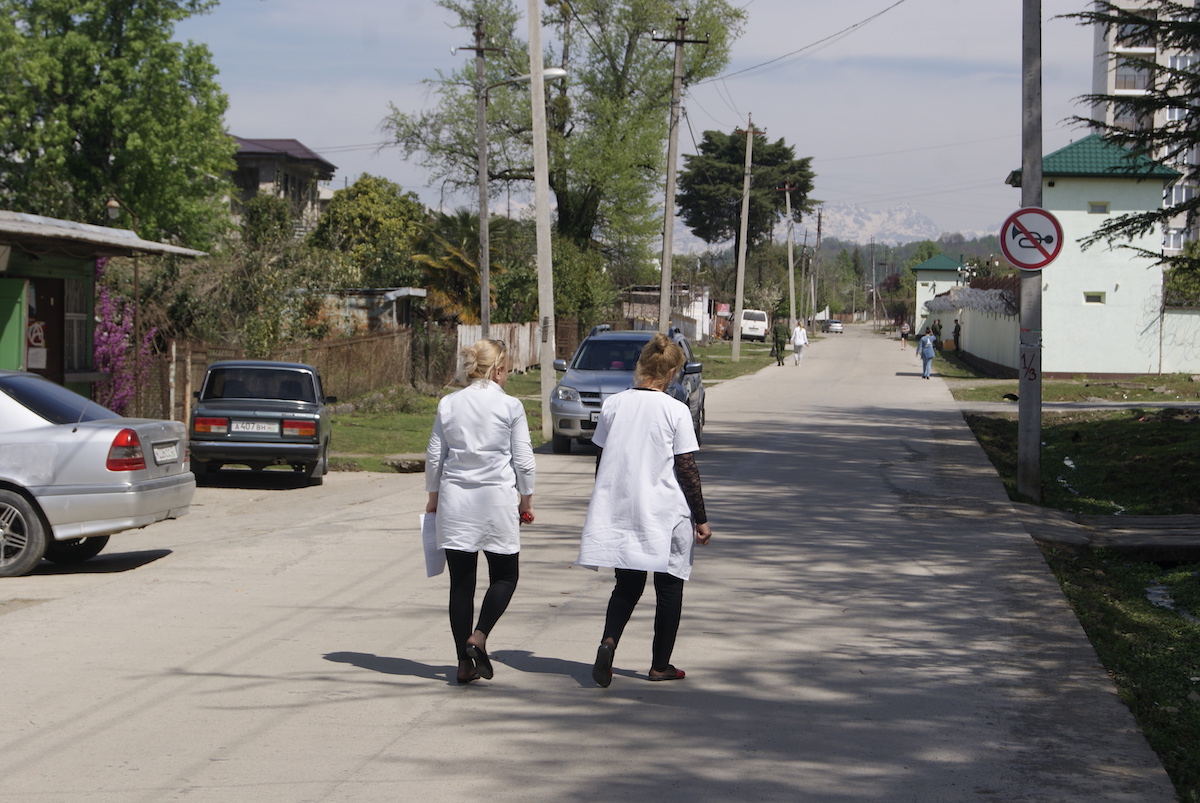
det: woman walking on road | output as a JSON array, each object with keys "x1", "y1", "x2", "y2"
[
  {"x1": 899, "y1": 321, "x2": 911, "y2": 350},
  {"x1": 577, "y1": 333, "x2": 712, "y2": 687},
  {"x1": 917, "y1": 327, "x2": 937, "y2": 379},
  {"x1": 425, "y1": 339, "x2": 536, "y2": 684}
]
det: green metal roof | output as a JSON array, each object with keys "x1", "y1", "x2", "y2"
[
  {"x1": 1006, "y1": 133, "x2": 1181, "y2": 187},
  {"x1": 911, "y1": 253, "x2": 964, "y2": 274}
]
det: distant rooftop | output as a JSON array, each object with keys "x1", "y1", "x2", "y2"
[
  {"x1": 233, "y1": 137, "x2": 337, "y2": 180},
  {"x1": 1006, "y1": 133, "x2": 1180, "y2": 187}
]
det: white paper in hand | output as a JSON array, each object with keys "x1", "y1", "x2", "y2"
[{"x1": 420, "y1": 513, "x2": 445, "y2": 577}]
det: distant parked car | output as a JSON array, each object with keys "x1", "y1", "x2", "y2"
[
  {"x1": 189, "y1": 361, "x2": 335, "y2": 484},
  {"x1": 550, "y1": 329, "x2": 704, "y2": 453},
  {"x1": 0, "y1": 370, "x2": 195, "y2": 577},
  {"x1": 822, "y1": 319, "x2": 844, "y2": 334}
]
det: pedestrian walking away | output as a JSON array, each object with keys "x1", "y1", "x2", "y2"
[
  {"x1": 577, "y1": 332, "x2": 712, "y2": 687},
  {"x1": 917, "y1": 327, "x2": 936, "y2": 379},
  {"x1": 899, "y1": 321, "x2": 910, "y2": 350},
  {"x1": 931, "y1": 319, "x2": 942, "y2": 350},
  {"x1": 771, "y1": 318, "x2": 787, "y2": 366},
  {"x1": 790, "y1": 321, "x2": 809, "y2": 365},
  {"x1": 425, "y1": 339, "x2": 536, "y2": 684}
]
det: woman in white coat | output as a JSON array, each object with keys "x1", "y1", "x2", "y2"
[
  {"x1": 578, "y1": 333, "x2": 712, "y2": 686},
  {"x1": 426, "y1": 339, "x2": 535, "y2": 684}
]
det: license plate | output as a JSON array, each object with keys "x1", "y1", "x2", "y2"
[
  {"x1": 152, "y1": 443, "x2": 179, "y2": 464},
  {"x1": 231, "y1": 420, "x2": 279, "y2": 434},
  {"x1": 590, "y1": 411, "x2": 601, "y2": 423}
]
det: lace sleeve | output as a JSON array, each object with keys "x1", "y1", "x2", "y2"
[{"x1": 674, "y1": 453, "x2": 707, "y2": 525}]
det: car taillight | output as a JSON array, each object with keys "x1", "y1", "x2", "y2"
[
  {"x1": 107, "y1": 428, "x2": 146, "y2": 471},
  {"x1": 193, "y1": 417, "x2": 228, "y2": 434},
  {"x1": 283, "y1": 419, "x2": 317, "y2": 438}
]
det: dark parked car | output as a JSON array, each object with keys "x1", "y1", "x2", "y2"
[
  {"x1": 0, "y1": 370, "x2": 194, "y2": 576},
  {"x1": 550, "y1": 329, "x2": 704, "y2": 454},
  {"x1": 189, "y1": 361, "x2": 335, "y2": 484}
]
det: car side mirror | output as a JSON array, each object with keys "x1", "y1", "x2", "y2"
[
  {"x1": 553, "y1": 359, "x2": 567, "y2": 372},
  {"x1": 682, "y1": 361, "x2": 702, "y2": 375},
  {"x1": 192, "y1": 390, "x2": 200, "y2": 399}
]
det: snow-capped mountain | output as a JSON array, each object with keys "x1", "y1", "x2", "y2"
[{"x1": 811, "y1": 202, "x2": 942, "y2": 244}]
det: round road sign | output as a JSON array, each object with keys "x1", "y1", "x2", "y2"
[{"x1": 1000, "y1": 207, "x2": 1063, "y2": 271}]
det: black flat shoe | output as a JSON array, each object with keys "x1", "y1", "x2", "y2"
[
  {"x1": 592, "y1": 643, "x2": 614, "y2": 688},
  {"x1": 465, "y1": 644, "x2": 494, "y2": 679}
]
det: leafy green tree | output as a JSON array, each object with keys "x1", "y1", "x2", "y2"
[
  {"x1": 308, "y1": 174, "x2": 428, "y2": 288},
  {"x1": 1067, "y1": 1, "x2": 1200, "y2": 275},
  {"x1": 676, "y1": 129, "x2": 817, "y2": 274},
  {"x1": 241, "y1": 194, "x2": 294, "y2": 250},
  {"x1": 386, "y1": 0, "x2": 744, "y2": 257},
  {"x1": 0, "y1": 0, "x2": 234, "y2": 248}
]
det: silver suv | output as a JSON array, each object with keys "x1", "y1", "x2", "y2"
[{"x1": 550, "y1": 328, "x2": 704, "y2": 454}]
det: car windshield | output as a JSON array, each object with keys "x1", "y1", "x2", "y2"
[
  {"x1": 571, "y1": 339, "x2": 648, "y2": 371},
  {"x1": 0, "y1": 374, "x2": 117, "y2": 425},
  {"x1": 201, "y1": 367, "x2": 316, "y2": 402}
]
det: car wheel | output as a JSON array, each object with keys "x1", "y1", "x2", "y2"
[
  {"x1": 43, "y1": 535, "x2": 110, "y2": 565},
  {"x1": 551, "y1": 433, "x2": 572, "y2": 454},
  {"x1": 302, "y1": 443, "x2": 329, "y2": 485},
  {"x1": 0, "y1": 490, "x2": 48, "y2": 578}
]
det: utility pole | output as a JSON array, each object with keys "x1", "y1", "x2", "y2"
[
  {"x1": 799, "y1": 230, "x2": 809, "y2": 327},
  {"x1": 1018, "y1": 0, "x2": 1044, "y2": 501},
  {"x1": 527, "y1": 0, "x2": 556, "y2": 439},
  {"x1": 654, "y1": 18, "x2": 708, "y2": 334},
  {"x1": 778, "y1": 183, "x2": 798, "y2": 328},
  {"x1": 810, "y1": 208, "x2": 822, "y2": 328},
  {"x1": 870, "y1": 238, "x2": 877, "y2": 332},
  {"x1": 732, "y1": 115, "x2": 761, "y2": 362},
  {"x1": 463, "y1": 18, "x2": 502, "y2": 338}
]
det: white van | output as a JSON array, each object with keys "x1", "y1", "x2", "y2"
[{"x1": 739, "y1": 309, "x2": 769, "y2": 342}]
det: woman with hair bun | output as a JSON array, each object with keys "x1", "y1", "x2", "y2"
[
  {"x1": 426, "y1": 339, "x2": 535, "y2": 684},
  {"x1": 577, "y1": 332, "x2": 712, "y2": 686}
]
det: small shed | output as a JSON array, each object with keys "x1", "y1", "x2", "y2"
[
  {"x1": 0, "y1": 210, "x2": 204, "y2": 393},
  {"x1": 911, "y1": 253, "x2": 965, "y2": 332}
]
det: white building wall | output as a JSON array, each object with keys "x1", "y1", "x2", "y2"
[
  {"x1": 1041, "y1": 176, "x2": 1168, "y2": 375},
  {"x1": 963, "y1": 309, "x2": 1019, "y2": 371},
  {"x1": 1162, "y1": 309, "x2": 1200, "y2": 373}
]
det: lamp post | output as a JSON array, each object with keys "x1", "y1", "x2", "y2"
[
  {"x1": 106, "y1": 196, "x2": 140, "y2": 417},
  {"x1": 474, "y1": 61, "x2": 567, "y2": 339}
]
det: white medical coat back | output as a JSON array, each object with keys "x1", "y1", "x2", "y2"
[
  {"x1": 425, "y1": 380, "x2": 535, "y2": 554},
  {"x1": 577, "y1": 388, "x2": 699, "y2": 580}
]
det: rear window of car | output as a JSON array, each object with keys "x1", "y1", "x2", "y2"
[
  {"x1": 744, "y1": 311, "x2": 767, "y2": 322},
  {"x1": 0, "y1": 374, "x2": 117, "y2": 425},
  {"x1": 571, "y1": 338, "x2": 649, "y2": 371},
  {"x1": 201, "y1": 367, "x2": 317, "y2": 402}
]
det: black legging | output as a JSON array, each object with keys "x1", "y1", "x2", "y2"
[
  {"x1": 603, "y1": 568, "x2": 684, "y2": 672},
  {"x1": 445, "y1": 549, "x2": 519, "y2": 660}
]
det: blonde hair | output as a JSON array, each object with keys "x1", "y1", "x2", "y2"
[
  {"x1": 633, "y1": 333, "x2": 685, "y2": 388},
  {"x1": 461, "y1": 339, "x2": 507, "y2": 382}
]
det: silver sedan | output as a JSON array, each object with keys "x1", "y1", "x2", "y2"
[{"x1": 0, "y1": 370, "x2": 195, "y2": 577}]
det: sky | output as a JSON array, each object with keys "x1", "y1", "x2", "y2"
[{"x1": 175, "y1": 0, "x2": 1097, "y2": 244}]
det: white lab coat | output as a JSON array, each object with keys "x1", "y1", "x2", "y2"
[
  {"x1": 791, "y1": 325, "x2": 809, "y2": 347},
  {"x1": 577, "y1": 388, "x2": 699, "y2": 580},
  {"x1": 425, "y1": 380, "x2": 535, "y2": 554}
]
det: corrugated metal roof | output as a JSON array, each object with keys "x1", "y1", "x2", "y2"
[
  {"x1": 1006, "y1": 133, "x2": 1181, "y2": 187},
  {"x1": 0, "y1": 210, "x2": 206, "y2": 258},
  {"x1": 911, "y1": 253, "x2": 964, "y2": 273}
]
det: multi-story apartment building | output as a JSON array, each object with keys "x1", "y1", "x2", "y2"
[{"x1": 1089, "y1": 0, "x2": 1198, "y2": 251}]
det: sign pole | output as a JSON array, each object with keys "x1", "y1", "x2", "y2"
[{"x1": 1018, "y1": 0, "x2": 1043, "y2": 502}]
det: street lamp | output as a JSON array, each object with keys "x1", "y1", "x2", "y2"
[
  {"x1": 106, "y1": 196, "x2": 141, "y2": 417},
  {"x1": 475, "y1": 65, "x2": 567, "y2": 338}
]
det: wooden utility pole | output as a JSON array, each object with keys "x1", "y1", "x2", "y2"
[
  {"x1": 870, "y1": 238, "x2": 878, "y2": 332},
  {"x1": 810, "y1": 208, "x2": 822, "y2": 327},
  {"x1": 654, "y1": 18, "x2": 708, "y2": 333},
  {"x1": 1018, "y1": 0, "x2": 1044, "y2": 501},
  {"x1": 464, "y1": 18, "x2": 502, "y2": 338},
  {"x1": 732, "y1": 115, "x2": 761, "y2": 362}
]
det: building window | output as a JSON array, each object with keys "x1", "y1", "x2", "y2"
[
  {"x1": 1089, "y1": 201, "x2": 1110, "y2": 215},
  {"x1": 1084, "y1": 292, "x2": 1106, "y2": 305},
  {"x1": 64, "y1": 278, "x2": 90, "y2": 372},
  {"x1": 1115, "y1": 17, "x2": 1156, "y2": 48},
  {"x1": 1164, "y1": 227, "x2": 1186, "y2": 251},
  {"x1": 1115, "y1": 60, "x2": 1152, "y2": 91},
  {"x1": 1168, "y1": 184, "x2": 1196, "y2": 206}
]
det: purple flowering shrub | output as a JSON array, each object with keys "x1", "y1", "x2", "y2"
[{"x1": 93, "y1": 258, "x2": 156, "y2": 415}]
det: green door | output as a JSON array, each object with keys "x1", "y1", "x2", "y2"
[{"x1": 0, "y1": 278, "x2": 27, "y2": 371}]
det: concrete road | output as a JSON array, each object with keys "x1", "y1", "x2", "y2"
[{"x1": 0, "y1": 325, "x2": 1176, "y2": 802}]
